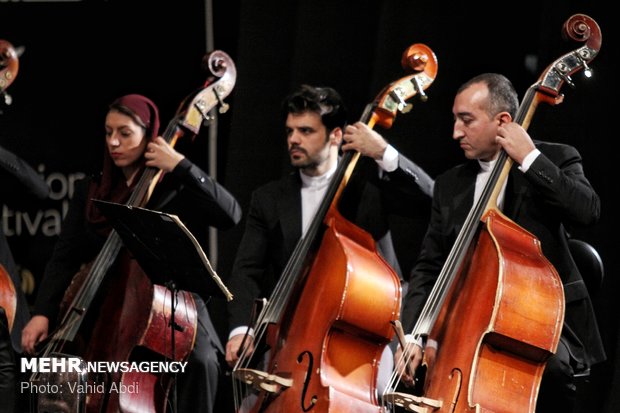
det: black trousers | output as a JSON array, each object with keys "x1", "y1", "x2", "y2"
[
  {"x1": 175, "y1": 295, "x2": 223, "y2": 413},
  {"x1": 0, "y1": 307, "x2": 17, "y2": 413},
  {"x1": 537, "y1": 337, "x2": 578, "y2": 413}
]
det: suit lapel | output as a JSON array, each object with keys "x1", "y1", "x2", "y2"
[
  {"x1": 504, "y1": 166, "x2": 528, "y2": 220},
  {"x1": 451, "y1": 162, "x2": 477, "y2": 235},
  {"x1": 278, "y1": 173, "x2": 302, "y2": 252}
]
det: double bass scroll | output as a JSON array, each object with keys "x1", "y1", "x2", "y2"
[{"x1": 0, "y1": 39, "x2": 20, "y2": 106}]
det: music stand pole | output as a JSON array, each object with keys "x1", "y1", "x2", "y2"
[{"x1": 166, "y1": 280, "x2": 178, "y2": 413}]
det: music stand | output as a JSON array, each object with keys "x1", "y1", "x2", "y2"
[
  {"x1": 93, "y1": 200, "x2": 232, "y2": 300},
  {"x1": 93, "y1": 200, "x2": 233, "y2": 412}
]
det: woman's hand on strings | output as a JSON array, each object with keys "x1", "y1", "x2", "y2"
[{"x1": 144, "y1": 137, "x2": 185, "y2": 172}]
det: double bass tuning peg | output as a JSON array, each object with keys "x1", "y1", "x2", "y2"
[
  {"x1": 411, "y1": 76, "x2": 428, "y2": 102},
  {"x1": 576, "y1": 49, "x2": 594, "y2": 78},
  {"x1": 213, "y1": 88, "x2": 229, "y2": 114},
  {"x1": 389, "y1": 89, "x2": 413, "y2": 114},
  {"x1": 553, "y1": 47, "x2": 596, "y2": 89},
  {"x1": 554, "y1": 62, "x2": 576, "y2": 88},
  {"x1": 389, "y1": 76, "x2": 429, "y2": 115}
]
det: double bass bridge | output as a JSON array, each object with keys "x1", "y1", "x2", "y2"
[
  {"x1": 234, "y1": 368, "x2": 293, "y2": 394},
  {"x1": 383, "y1": 391, "x2": 442, "y2": 413}
]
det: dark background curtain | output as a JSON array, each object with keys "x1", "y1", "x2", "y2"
[{"x1": 2, "y1": 1, "x2": 616, "y2": 412}]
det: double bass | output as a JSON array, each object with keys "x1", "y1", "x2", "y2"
[
  {"x1": 0, "y1": 38, "x2": 21, "y2": 334},
  {"x1": 32, "y1": 51, "x2": 236, "y2": 413},
  {"x1": 232, "y1": 43, "x2": 437, "y2": 412},
  {"x1": 384, "y1": 14, "x2": 602, "y2": 413}
]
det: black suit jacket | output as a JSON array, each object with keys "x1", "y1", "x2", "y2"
[
  {"x1": 227, "y1": 153, "x2": 434, "y2": 330},
  {"x1": 402, "y1": 141, "x2": 605, "y2": 368}
]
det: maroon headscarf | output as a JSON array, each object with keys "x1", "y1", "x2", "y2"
[{"x1": 86, "y1": 94, "x2": 161, "y2": 234}]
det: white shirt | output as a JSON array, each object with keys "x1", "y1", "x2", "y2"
[{"x1": 299, "y1": 164, "x2": 337, "y2": 236}]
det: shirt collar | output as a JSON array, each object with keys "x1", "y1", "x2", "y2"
[
  {"x1": 299, "y1": 163, "x2": 337, "y2": 188},
  {"x1": 477, "y1": 158, "x2": 497, "y2": 173}
]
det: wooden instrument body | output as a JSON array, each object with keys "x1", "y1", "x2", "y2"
[
  {"x1": 60, "y1": 256, "x2": 197, "y2": 413},
  {"x1": 0, "y1": 264, "x2": 16, "y2": 332},
  {"x1": 424, "y1": 210, "x2": 564, "y2": 412},
  {"x1": 254, "y1": 209, "x2": 400, "y2": 413}
]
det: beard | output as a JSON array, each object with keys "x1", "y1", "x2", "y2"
[
  {"x1": 291, "y1": 155, "x2": 319, "y2": 170},
  {"x1": 288, "y1": 137, "x2": 332, "y2": 174},
  {"x1": 289, "y1": 146, "x2": 316, "y2": 169}
]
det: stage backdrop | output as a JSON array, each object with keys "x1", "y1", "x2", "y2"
[{"x1": 2, "y1": 1, "x2": 616, "y2": 412}]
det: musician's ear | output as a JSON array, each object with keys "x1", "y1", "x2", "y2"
[
  {"x1": 329, "y1": 127, "x2": 343, "y2": 146},
  {"x1": 497, "y1": 112, "x2": 512, "y2": 126}
]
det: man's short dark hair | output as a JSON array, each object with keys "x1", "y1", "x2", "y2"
[
  {"x1": 457, "y1": 73, "x2": 519, "y2": 119},
  {"x1": 281, "y1": 84, "x2": 347, "y2": 131}
]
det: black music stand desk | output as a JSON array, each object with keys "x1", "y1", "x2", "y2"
[{"x1": 93, "y1": 200, "x2": 232, "y2": 301}]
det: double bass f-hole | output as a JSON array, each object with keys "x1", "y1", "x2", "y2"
[{"x1": 297, "y1": 350, "x2": 317, "y2": 412}]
